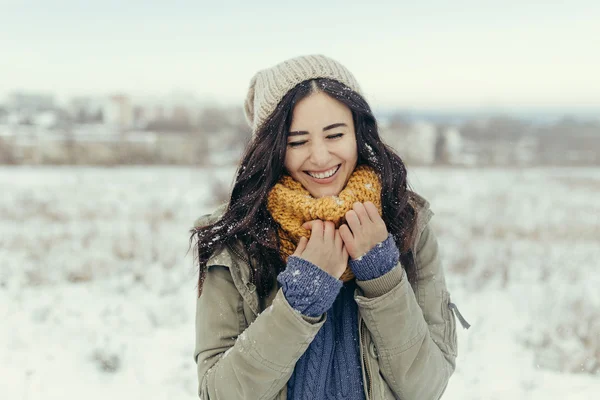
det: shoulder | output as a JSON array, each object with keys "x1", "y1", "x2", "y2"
[
  {"x1": 192, "y1": 202, "x2": 237, "y2": 269},
  {"x1": 408, "y1": 193, "x2": 443, "y2": 281},
  {"x1": 407, "y1": 191, "x2": 435, "y2": 252},
  {"x1": 193, "y1": 202, "x2": 229, "y2": 229},
  {"x1": 192, "y1": 203, "x2": 256, "y2": 293},
  {"x1": 192, "y1": 204, "x2": 263, "y2": 317}
]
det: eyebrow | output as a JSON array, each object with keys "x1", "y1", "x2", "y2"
[
  {"x1": 288, "y1": 122, "x2": 348, "y2": 137},
  {"x1": 323, "y1": 123, "x2": 347, "y2": 131}
]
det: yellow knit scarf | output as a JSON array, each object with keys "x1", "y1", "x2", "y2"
[{"x1": 267, "y1": 165, "x2": 382, "y2": 282}]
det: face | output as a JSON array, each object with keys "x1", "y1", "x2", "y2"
[{"x1": 284, "y1": 91, "x2": 358, "y2": 198}]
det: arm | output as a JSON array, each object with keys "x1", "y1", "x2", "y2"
[
  {"x1": 354, "y1": 224, "x2": 457, "y2": 400},
  {"x1": 194, "y1": 255, "x2": 341, "y2": 399}
]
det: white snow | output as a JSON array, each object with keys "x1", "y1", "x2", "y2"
[
  {"x1": 331, "y1": 196, "x2": 345, "y2": 206},
  {"x1": 0, "y1": 165, "x2": 599, "y2": 399}
]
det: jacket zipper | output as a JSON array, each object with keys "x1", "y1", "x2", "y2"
[
  {"x1": 360, "y1": 317, "x2": 372, "y2": 399},
  {"x1": 448, "y1": 302, "x2": 471, "y2": 329}
]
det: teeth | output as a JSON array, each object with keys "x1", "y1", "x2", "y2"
[{"x1": 308, "y1": 166, "x2": 338, "y2": 179}]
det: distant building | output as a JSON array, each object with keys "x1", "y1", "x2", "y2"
[
  {"x1": 435, "y1": 126, "x2": 465, "y2": 165},
  {"x1": 7, "y1": 92, "x2": 55, "y2": 113},
  {"x1": 103, "y1": 94, "x2": 133, "y2": 130},
  {"x1": 3, "y1": 92, "x2": 61, "y2": 131},
  {"x1": 0, "y1": 107, "x2": 8, "y2": 124},
  {"x1": 32, "y1": 111, "x2": 59, "y2": 128},
  {"x1": 70, "y1": 97, "x2": 104, "y2": 123},
  {"x1": 381, "y1": 120, "x2": 438, "y2": 165},
  {"x1": 459, "y1": 116, "x2": 537, "y2": 166},
  {"x1": 135, "y1": 92, "x2": 203, "y2": 132}
]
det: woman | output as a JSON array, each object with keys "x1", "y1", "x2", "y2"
[{"x1": 191, "y1": 54, "x2": 468, "y2": 399}]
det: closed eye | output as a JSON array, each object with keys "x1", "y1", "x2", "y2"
[
  {"x1": 288, "y1": 140, "x2": 307, "y2": 148},
  {"x1": 288, "y1": 133, "x2": 343, "y2": 147}
]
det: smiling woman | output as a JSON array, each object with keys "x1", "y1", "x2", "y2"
[
  {"x1": 190, "y1": 54, "x2": 466, "y2": 400},
  {"x1": 285, "y1": 89, "x2": 358, "y2": 198}
]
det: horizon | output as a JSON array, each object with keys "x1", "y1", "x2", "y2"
[
  {"x1": 2, "y1": 1, "x2": 600, "y2": 111},
  {"x1": 2, "y1": 89, "x2": 598, "y2": 123}
]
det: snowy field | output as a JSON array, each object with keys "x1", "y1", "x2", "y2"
[{"x1": 1, "y1": 165, "x2": 599, "y2": 399}]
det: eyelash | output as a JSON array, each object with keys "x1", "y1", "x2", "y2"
[{"x1": 288, "y1": 133, "x2": 344, "y2": 148}]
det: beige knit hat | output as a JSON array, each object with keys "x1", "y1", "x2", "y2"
[{"x1": 244, "y1": 54, "x2": 363, "y2": 135}]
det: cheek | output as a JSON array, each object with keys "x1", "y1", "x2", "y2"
[
  {"x1": 343, "y1": 141, "x2": 358, "y2": 164},
  {"x1": 283, "y1": 151, "x2": 300, "y2": 174}
]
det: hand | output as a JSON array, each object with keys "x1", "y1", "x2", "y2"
[
  {"x1": 339, "y1": 202, "x2": 388, "y2": 260},
  {"x1": 293, "y1": 220, "x2": 348, "y2": 280}
]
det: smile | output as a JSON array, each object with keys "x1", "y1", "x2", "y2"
[{"x1": 305, "y1": 165, "x2": 341, "y2": 180}]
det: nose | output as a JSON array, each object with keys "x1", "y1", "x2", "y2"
[{"x1": 309, "y1": 141, "x2": 332, "y2": 167}]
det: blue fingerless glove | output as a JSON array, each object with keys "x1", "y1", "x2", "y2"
[
  {"x1": 349, "y1": 234, "x2": 400, "y2": 281},
  {"x1": 277, "y1": 256, "x2": 343, "y2": 318}
]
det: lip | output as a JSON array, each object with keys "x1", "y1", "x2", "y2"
[{"x1": 304, "y1": 164, "x2": 341, "y2": 184}]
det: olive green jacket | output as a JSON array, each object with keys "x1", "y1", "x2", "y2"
[{"x1": 193, "y1": 195, "x2": 458, "y2": 399}]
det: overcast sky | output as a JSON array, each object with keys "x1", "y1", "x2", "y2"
[{"x1": 1, "y1": 0, "x2": 599, "y2": 110}]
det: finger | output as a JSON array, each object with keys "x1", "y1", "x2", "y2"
[
  {"x1": 334, "y1": 229, "x2": 343, "y2": 251},
  {"x1": 353, "y1": 202, "x2": 372, "y2": 224},
  {"x1": 339, "y1": 224, "x2": 356, "y2": 256},
  {"x1": 302, "y1": 220, "x2": 317, "y2": 230},
  {"x1": 345, "y1": 210, "x2": 361, "y2": 234},
  {"x1": 363, "y1": 201, "x2": 382, "y2": 222},
  {"x1": 292, "y1": 236, "x2": 308, "y2": 256},
  {"x1": 323, "y1": 221, "x2": 335, "y2": 244},
  {"x1": 309, "y1": 220, "x2": 324, "y2": 241},
  {"x1": 341, "y1": 245, "x2": 349, "y2": 263}
]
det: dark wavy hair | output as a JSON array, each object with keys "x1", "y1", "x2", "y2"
[{"x1": 190, "y1": 78, "x2": 419, "y2": 298}]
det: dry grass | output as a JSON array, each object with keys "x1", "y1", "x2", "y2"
[
  {"x1": 413, "y1": 167, "x2": 600, "y2": 375},
  {"x1": 2, "y1": 165, "x2": 599, "y2": 376}
]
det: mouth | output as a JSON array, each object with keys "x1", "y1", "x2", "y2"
[{"x1": 304, "y1": 164, "x2": 341, "y2": 181}]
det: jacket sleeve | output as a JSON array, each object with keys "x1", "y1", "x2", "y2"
[
  {"x1": 354, "y1": 223, "x2": 457, "y2": 400},
  {"x1": 194, "y1": 261, "x2": 326, "y2": 400}
]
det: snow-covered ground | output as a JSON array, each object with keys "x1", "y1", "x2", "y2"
[{"x1": 1, "y1": 166, "x2": 599, "y2": 399}]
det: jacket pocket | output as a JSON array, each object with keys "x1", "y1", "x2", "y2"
[{"x1": 442, "y1": 290, "x2": 458, "y2": 357}]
